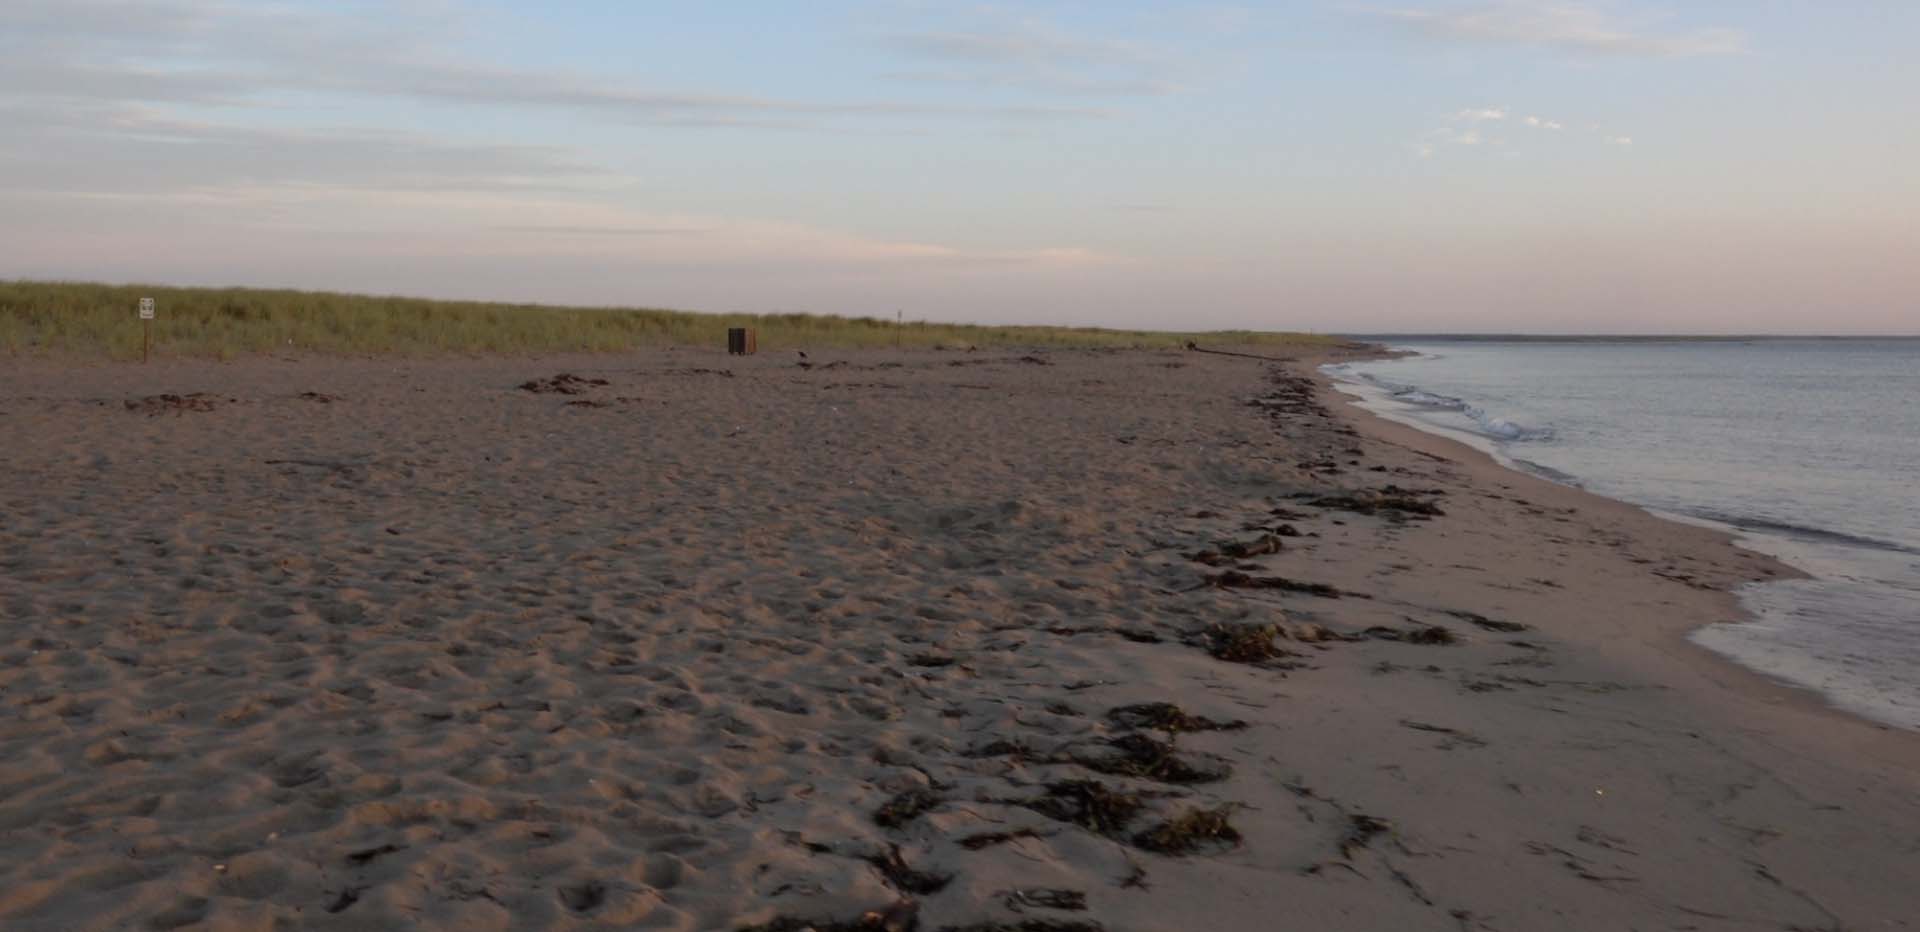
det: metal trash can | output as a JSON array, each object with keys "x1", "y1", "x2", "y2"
[{"x1": 727, "y1": 327, "x2": 757, "y2": 355}]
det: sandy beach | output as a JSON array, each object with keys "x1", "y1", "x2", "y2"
[{"x1": 3, "y1": 345, "x2": 1916, "y2": 931}]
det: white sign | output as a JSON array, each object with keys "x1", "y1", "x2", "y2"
[{"x1": 138, "y1": 298, "x2": 155, "y2": 320}]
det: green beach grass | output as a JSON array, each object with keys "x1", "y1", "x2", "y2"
[{"x1": 1, "y1": 281, "x2": 1340, "y2": 359}]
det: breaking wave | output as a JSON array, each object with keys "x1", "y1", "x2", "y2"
[{"x1": 1345, "y1": 371, "x2": 1556, "y2": 443}]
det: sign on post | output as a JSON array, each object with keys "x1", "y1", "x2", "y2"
[{"x1": 139, "y1": 297, "x2": 154, "y2": 363}]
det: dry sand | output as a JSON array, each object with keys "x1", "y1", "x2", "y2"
[{"x1": 2, "y1": 346, "x2": 1915, "y2": 931}]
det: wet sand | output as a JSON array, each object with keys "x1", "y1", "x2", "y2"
[{"x1": 2, "y1": 346, "x2": 1916, "y2": 930}]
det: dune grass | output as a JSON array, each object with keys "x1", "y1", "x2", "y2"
[{"x1": 0, "y1": 280, "x2": 1342, "y2": 359}]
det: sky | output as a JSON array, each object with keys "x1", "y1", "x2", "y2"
[{"x1": 2, "y1": 1, "x2": 1915, "y2": 334}]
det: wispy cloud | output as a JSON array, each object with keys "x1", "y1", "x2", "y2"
[
  {"x1": 0, "y1": 102, "x2": 601, "y2": 196},
  {"x1": 1370, "y1": 2, "x2": 1746, "y2": 58},
  {"x1": 492, "y1": 226, "x2": 712, "y2": 237},
  {"x1": 0, "y1": 0, "x2": 1127, "y2": 291},
  {"x1": 1415, "y1": 125, "x2": 1486, "y2": 157},
  {"x1": 882, "y1": 20, "x2": 1183, "y2": 96},
  {"x1": 1415, "y1": 103, "x2": 1621, "y2": 156},
  {"x1": 881, "y1": 67, "x2": 1177, "y2": 97},
  {"x1": 3, "y1": 174, "x2": 1116, "y2": 274},
  {"x1": 888, "y1": 26, "x2": 1158, "y2": 68},
  {"x1": 0, "y1": 0, "x2": 1110, "y2": 127}
]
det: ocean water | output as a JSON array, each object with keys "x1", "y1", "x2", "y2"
[{"x1": 1325, "y1": 340, "x2": 1920, "y2": 731}]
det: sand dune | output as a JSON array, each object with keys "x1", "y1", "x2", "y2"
[{"x1": 2, "y1": 346, "x2": 1915, "y2": 930}]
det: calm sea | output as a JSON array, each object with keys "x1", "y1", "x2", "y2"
[{"x1": 1326, "y1": 340, "x2": 1920, "y2": 731}]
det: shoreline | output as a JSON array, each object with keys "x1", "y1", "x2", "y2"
[
  {"x1": 3, "y1": 346, "x2": 1916, "y2": 929},
  {"x1": 1317, "y1": 350, "x2": 1919, "y2": 736},
  {"x1": 1306, "y1": 355, "x2": 1912, "y2": 746}
]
